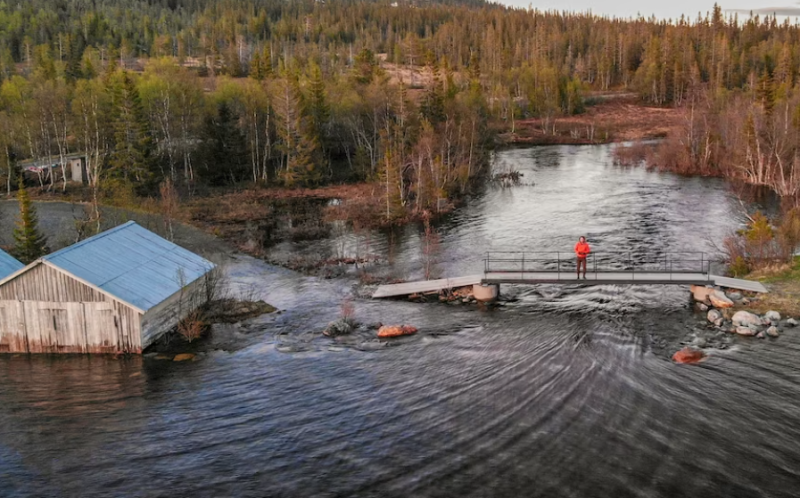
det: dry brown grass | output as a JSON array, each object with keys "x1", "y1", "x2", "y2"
[
  {"x1": 744, "y1": 257, "x2": 800, "y2": 317},
  {"x1": 509, "y1": 95, "x2": 682, "y2": 145}
]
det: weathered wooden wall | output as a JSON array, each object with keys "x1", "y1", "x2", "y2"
[
  {"x1": 140, "y1": 277, "x2": 206, "y2": 349},
  {"x1": 0, "y1": 263, "x2": 142, "y2": 353}
]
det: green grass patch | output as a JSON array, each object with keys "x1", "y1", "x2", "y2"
[{"x1": 749, "y1": 256, "x2": 800, "y2": 284}]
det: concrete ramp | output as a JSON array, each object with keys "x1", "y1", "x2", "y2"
[
  {"x1": 711, "y1": 275, "x2": 769, "y2": 293},
  {"x1": 372, "y1": 275, "x2": 482, "y2": 298}
]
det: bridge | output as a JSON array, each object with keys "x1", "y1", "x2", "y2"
[{"x1": 372, "y1": 251, "x2": 768, "y2": 299}]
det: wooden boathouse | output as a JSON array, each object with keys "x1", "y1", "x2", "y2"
[
  {"x1": 0, "y1": 249, "x2": 23, "y2": 280},
  {"x1": 0, "y1": 221, "x2": 215, "y2": 354}
]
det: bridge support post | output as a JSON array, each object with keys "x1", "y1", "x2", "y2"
[{"x1": 473, "y1": 283, "x2": 499, "y2": 303}]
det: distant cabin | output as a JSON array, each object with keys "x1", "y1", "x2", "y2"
[
  {"x1": 18, "y1": 153, "x2": 88, "y2": 184},
  {"x1": 0, "y1": 222, "x2": 215, "y2": 354},
  {"x1": 0, "y1": 249, "x2": 23, "y2": 280}
]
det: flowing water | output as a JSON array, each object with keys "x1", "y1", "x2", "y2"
[{"x1": 3, "y1": 145, "x2": 800, "y2": 498}]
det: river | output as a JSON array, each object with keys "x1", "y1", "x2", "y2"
[{"x1": 2, "y1": 144, "x2": 800, "y2": 498}]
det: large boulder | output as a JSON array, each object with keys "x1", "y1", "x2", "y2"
[
  {"x1": 708, "y1": 291, "x2": 734, "y2": 309},
  {"x1": 672, "y1": 347, "x2": 706, "y2": 364},
  {"x1": 377, "y1": 325, "x2": 418, "y2": 338},
  {"x1": 765, "y1": 311, "x2": 782, "y2": 323},
  {"x1": 732, "y1": 310, "x2": 763, "y2": 327},
  {"x1": 707, "y1": 309, "x2": 723, "y2": 324},
  {"x1": 691, "y1": 285, "x2": 715, "y2": 304}
]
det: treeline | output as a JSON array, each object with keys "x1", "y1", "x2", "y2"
[
  {"x1": 0, "y1": 0, "x2": 797, "y2": 220},
  {"x1": 0, "y1": 1, "x2": 792, "y2": 107}
]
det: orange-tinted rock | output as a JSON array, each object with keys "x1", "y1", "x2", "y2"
[
  {"x1": 173, "y1": 353, "x2": 196, "y2": 362},
  {"x1": 672, "y1": 347, "x2": 706, "y2": 364},
  {"x1": 708, "y1": 291, "x2": 734, "y2": 309},
  {"x1": 377, "y1": 325, "x2": 418, "y2": 338}
]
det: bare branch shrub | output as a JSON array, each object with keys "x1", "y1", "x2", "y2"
[
  {"x1": 160, "y1": 178, "x2": 180, "y2": 241},
  {"x1": 177, "y1": 310, "x2": 205, "y2": 342},
  {"x1": 421, "y1": 210, "x2": 440, "y2": 280}
]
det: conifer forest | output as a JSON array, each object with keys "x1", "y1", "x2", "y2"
[{"x1": 0, "y1": 0, "x2": 798, "y2": 218}]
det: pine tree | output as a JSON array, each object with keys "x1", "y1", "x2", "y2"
[
  {"x1": 109, "y1": 71, "x2": 154, "y2": 183},
  {"x1": 307, "y1": 63, "x2": 330, "y2": 156},
  {"x1": 421, "y1": 63, "x2": 445, "y2": 124},
  {"x1": 275, "y1": 72, "x2": 321, "y2": 187},
  {"x1": 199, "y1": 101, "x2": 249, "y2": 185},
  {"x1": 13, "y1": 180, "x2": 47, "y2": 264}
]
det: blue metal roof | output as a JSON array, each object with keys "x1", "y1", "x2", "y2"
[
  {"x1": 0, "y1": 248, "x2": 23, "y2": 280},
  {"x1": 43, "y1": 221, "x2": 215, "y2": 312}
]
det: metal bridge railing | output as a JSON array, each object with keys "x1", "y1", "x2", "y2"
[{"x1": 484, "y1": 251, "x2": 716, "y2": 280}]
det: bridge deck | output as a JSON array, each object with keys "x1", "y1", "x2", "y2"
[
  {"x1": 372, "y1": 272, "x2": 768, "y2": 298},
  {"x1": 371, "y1": 275, "x2": 483, "y2": 298}
]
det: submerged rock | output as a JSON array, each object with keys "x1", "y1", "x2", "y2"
[
  {"x1": 767, "y1": 326, "x2": 780, "y2": 338},
  {"x1": 324, "y1": 319, "x2": 356, "y2": 337},
  {"x1": 707, "y1": 309, "x2": 722, "y2": 324},
  {"x1": 173, "y1": 353, "x2": 196, "y2": 362},
  {"x1": 765, "y1": 311, "x2": 782, "y2": 323},
  {"x1": 709, "y1": 291, "x2": 734, "y2": 309},
  {"x1": 377, "y1": 325, "x2": 418, "y2": 338},
  {"x1": 673, "y1": 347, "x2": 706, "y2": 364},
  {"x1": 732, "y1": 310, "x2": 763, "y2": 327},
  {"x1": 735, "y1": 326, "x2": 758, "y2": 336}
]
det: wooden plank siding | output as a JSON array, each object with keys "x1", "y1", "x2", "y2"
[
  {"x1": 0, "y1": 263, "x2": 109, "y2": 302},
  {"x1": 140, "y1": 277, "x2": 206, "y2": 349},
  {"x1": 0, "y1": 263, "x2": 143, "y2": 354}
]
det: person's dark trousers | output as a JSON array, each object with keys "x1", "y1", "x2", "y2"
[{"x1": 577, "y1": 257, "x2": 587, "y2": 278}]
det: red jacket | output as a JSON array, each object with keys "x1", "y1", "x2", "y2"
[{"x1": 575, "y1": 241, "x2": 590, "y2": 258}]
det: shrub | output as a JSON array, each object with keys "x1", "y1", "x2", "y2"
[{"x1": 177, "y1": 310, "x2": 206, "y2": 342}]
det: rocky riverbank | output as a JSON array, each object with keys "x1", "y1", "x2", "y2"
[{"x1": 673, "y1": 285, "x2": 798, "y2": 364}]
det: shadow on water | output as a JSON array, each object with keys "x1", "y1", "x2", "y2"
[{"x1": 2, "y1": 144, "x2": 800, "y2": 498}]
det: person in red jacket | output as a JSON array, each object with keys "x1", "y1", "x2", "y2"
[{"x1": 574, "y1": 236, "x2": 590, "y2": 279}]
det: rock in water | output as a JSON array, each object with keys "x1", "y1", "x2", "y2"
[
  {"x1": 767, "y1": 326, "x2": 780, "y2": 338},
  {"x1": 707, "y1": 309, "x2": 723, "y2": 323},
  {"x1": 377, "y1": 325, "x2": 418, "y2": 338},
  {"x1": 757, "y1": 331, "x2": 766, "y2": 339},
  {"x1": 732, "y1": 310, "x2": 763, "y2": 327},
  {"x1": 735, "y1": 326, "x2": 757, "y2": 336},
  {"x1": 787, "y1": 318, "x2": 798, "y2": 327},
  {"x1": 727, "y1": 291, "x2": 743, "y2": 301},
  {"x1": 697, "y1": 303, "x2": 709, "y2": 312},
  {"x1": 765, "y1": 311, "x2": 782, "y2": 322},
  {"x1": 691, "y1": 285, "x2": 714, "y2": 304},
  {"x1": 708, "y1": 291, "x2": 734, "y2": 309},
  {"x1": 173, "y1": 353, "x2": 195, "y2": 362},
  {"x1": 673, "y1": 347, "x2": 706, "y2": 364}
]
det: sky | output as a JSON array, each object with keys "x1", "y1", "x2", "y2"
[{"x1": 497, "y1": 0, "x2": 800, "y2": 21}]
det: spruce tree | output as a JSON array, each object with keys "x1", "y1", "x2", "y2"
[
  {"x1": 307, "y1": 63, "x2": 330, "y2": 157},
  {"x1": 109, "y1": 71, "x2": 154, "y2": 183},
  {"x1": 13, "y1": 180, "x2": 47, "y2": 264},
  {"x1": 199, "y1": 101, "x2": 249, "y2": 185}
]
